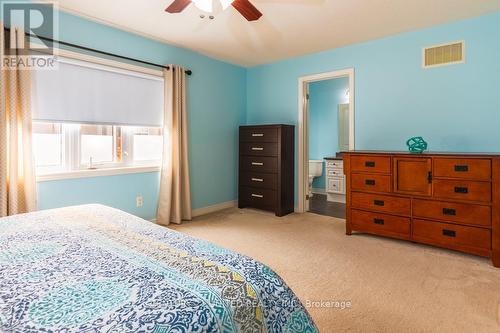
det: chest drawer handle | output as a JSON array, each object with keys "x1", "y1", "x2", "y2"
[
  {"x1": 442, "y1": 229, "x2": 456, "y2": 238},
  {"x1": 252, "y1": 133, "x2": 264, "y2": 137},
  {"x1": 454, "y1": 165, "x2": 469, "y2": 172},
  {"x1": 251, "y1": 194, "x2": 264, "y2": 198},
  {"x1": 251, "y1": 147, "x2": 264, "y2": 151},
  {"x1": 454, "y1": 187, "x2": 468, "y2": 194},
  {"x1": 442, "y1": 208, "x2": 456, "y2": 216},
  {"x1": 373, "y1": 200, "x2": 385, "y2": 206},
  {"x1": 365, "y1": 179, "x2": 376, "y2": 186},
  {"x1": 365, "y1": 161, "x2": 376, "y2": 167},
  {"x1": 373, "y1": 218, "x2": 385, "y2": 225},
  {"x1": 251, "y1": 178, "x2": 264, "y2": 182},
  {"x1": 251, "y1": 162, "x2": 264, "y2": 166}
]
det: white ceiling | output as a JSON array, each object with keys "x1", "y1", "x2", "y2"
[{"x1": 57, "y1": 0, "x2": 500, "y2": 67}]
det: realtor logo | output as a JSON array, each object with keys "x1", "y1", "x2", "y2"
[{"x1": 1, "y1": 1, "x2": 58, "y2": 69}]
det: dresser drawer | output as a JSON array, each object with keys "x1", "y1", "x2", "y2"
[
  {"x1": 241, "y1": 156, "x2": 278, "y2": 173},
  {"x1": 239, "y1": 187, "x2": 276, "y2": 210},
  {"x1": 240, "y1": 172, "x2": 277, "y2": 190},
  {"x1": 351, "y1": 192, "x2": 411, "y2": 216},
  {"x1": 412, "y1": 219, "x2": 491, "y2": 256},
  {"x1": 350, "y1": 155, "x2": 391, "y2": 174},
  {"x1": 434, "y1": 158, "x2": 491, "y2": 180},
  {"x1": 351, "y1": 209, "x2": 410, "y2": 239},
  {"x1": 240, "y1": 142, "x2": 278, "y2": 156},
  {"x1": 413, "y1": 199, "x2": 491, "y2": 227},
  {"x1": 351, "y1": 173, "x2": 391, "y2": 193},
  {"x1": 433, "y1": 179, "x2": 491, "y2": 203},
  {"x1": 240, "y1": 128, "x2": 278, "y2": 143}
]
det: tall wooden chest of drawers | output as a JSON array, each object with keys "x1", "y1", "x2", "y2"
[
  {"x1": 238, "y1": 125, "x2": 294, "y2": 216},
  {"x1": 344, "y1": 151, "x2": 500, "y2": 268}
]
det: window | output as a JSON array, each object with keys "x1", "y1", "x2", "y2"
[
  {"x1": 32, "y1": 122, "x2": 63, "y2": 173},
  {"x1": 80, "y1": 125, "x2": 117, "y2": 166},
  {"x1": 31, "y1": 54, "x2": 165, "y2": 178},
  {"x1": 32, "y1": 121, "x2": 163, "y2": 175},
  {"x1": 132, "y1": 127, "x2": 163, "y2": 162}
]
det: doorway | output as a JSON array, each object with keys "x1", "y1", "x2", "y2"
[{"x1": 297, "y1": 68, "x2": 355, "y2": 215}]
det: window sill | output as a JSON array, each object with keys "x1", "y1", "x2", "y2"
[{"x1": 36, "y1": 165, "x2": 161, "y2": 182}]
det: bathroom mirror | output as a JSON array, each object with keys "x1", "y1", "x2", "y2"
[{"x1": 338, "y1": 103, "x2": 350, "y2": 152}]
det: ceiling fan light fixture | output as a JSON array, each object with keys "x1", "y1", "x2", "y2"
[
  {"x1": 219, "y1": 0, "x2": 234, "y2": 10},
  {"x1": 193, "y1": 0, "x2": 213, "y2": 13},
  {"x1": 166, "y1": 0, "x2": 261, "y2": 21}
]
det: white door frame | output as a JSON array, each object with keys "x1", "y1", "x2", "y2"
[{"x1": 297, "y1": 68, "x2": 355, "y2": 213}]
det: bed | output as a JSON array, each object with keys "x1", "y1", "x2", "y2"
[{"x1": 0, "y1": 204, "x2": 316, "y2": 333}]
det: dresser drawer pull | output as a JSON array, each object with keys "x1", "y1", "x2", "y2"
[
  {"x1": 442, "y1": 208, "x2": 457, "y2": 216},
  {"x1": 365, "y1": 179, "x2": 376, "y2": 186},
  {"x1": 251, "y1": 178, "x2": 264, "y2": 182},
  {"x1": 373, "y1": 218, "x2": 385, "y2": 225},
  {"x1": 365, "y1": 161, "x2": 376, "y2": 167},
  {"x1": 454, "y1": 165, "x2": 469, "y2": 172},
  {"x1": 251, "y1": 133, "x2": 264, "y2": 137},
  {"x1": 251, "y1": 147, "x2": 264, "y2": 151},
  {"x1": 454, "y1": 187, "x2": 469, "y2": 194},
  {"x1": 251, "y1": 162, "x2": 264, "y2": 166},
  {"x1": 373, "y1": 200, "x2": 385, "y2": 206},
  {"x1": 251, "y1": 194, "x2": 264, "y2": 198},
  {"x1": 442, "y1": 229, "x2": 456, "y2": 238}
]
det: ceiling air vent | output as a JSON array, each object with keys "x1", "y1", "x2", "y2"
[{"x1": 423, "y1": 41, "x2": 464, "y2": 68}]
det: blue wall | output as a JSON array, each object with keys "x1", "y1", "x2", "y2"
[
  {"x1": 309, "y1": 78, "x2": 349, "y2": 189},
  {"x1": 37, "y1": 173, "x2": 160, "y2": 220},
  {"x1": 247, "y1": 13, "x2": 500, "y2": 202},
  {"x1": 22, "y1": 8, "x2": 247, "y2": 219},
  {"x1": 8, "y1": 2, "x2": 500, "y2": 216}
]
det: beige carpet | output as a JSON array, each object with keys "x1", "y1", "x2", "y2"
[{"x1": 169, "y1": 208, "x2": 500, "y2": 333}]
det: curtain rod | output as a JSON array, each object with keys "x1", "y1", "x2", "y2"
[{"x1": 3, "y1": 27, "x2": 192, "y2": 76}]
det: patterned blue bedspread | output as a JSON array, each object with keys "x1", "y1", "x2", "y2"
[{"x1": 0, "y1": 204, "x2": 317, "y2": 332}]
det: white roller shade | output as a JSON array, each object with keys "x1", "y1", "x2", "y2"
[{"x1": 32, "y1": 57, "x2": 164, "y2": 127}]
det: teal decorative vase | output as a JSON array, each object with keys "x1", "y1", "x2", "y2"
[{"x1": 406, "y1": 137, "x2": 428, "y2": 154}]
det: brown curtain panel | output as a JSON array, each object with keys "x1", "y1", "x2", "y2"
[
  {"x1": 0, "y1": 26, "x2": 36, "y2": 216},
  {"x1": 157, "y1": 65, "x2": 192, "y2": 225}
]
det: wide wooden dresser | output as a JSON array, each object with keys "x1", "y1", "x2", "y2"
[
  {"x1": 238, "y1": 125, "x2": 294, "y2": 216},
  {"x1": 344, "y1": 151, "x2": 500, "y2": 267}
]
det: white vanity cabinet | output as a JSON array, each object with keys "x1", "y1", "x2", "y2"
[{"x1": 325, "y1": 159, "x2": 346, "y2": 203}]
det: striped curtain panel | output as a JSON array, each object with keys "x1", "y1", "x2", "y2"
[
  {"x1": 157, "y1": 66, "x2": 192, "y2": 225},
  {"x1": 0, "y1": 26, "x2": 37, "y2": 216}
]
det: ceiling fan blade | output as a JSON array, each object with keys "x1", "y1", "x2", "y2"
[
  {"x1": 232, "y1": 0, "x2": 263, "y2": 21},
  {"x1": 165, "y1": 0, "x2": 192, "y2": 13}
]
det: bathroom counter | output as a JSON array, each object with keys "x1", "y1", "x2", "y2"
[
  {"x1": 324, "y1": 155, "x2": 344, "y2": 161},
  {"x1": 324, "y1": 152, "x2": 346, "y2": 161}
]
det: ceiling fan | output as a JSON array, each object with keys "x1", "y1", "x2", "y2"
[{"x1": 165, "y1": 0, "x2": 263, "y2": 21}]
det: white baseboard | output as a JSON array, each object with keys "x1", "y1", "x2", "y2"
[
  {"x1": 192, "y1": 200, "x2": 237, "y2": 218},
  {"x1": 149, "y1": 200, "x2": 237, "y2": 222}
]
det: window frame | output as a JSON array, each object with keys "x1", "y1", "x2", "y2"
[
  {"x1": 76, "y1": 124, "x2": 123, "y2": 170},
  {"x1": 128, "y1": 126, "x2": 164, "y2": 167},
  {"x1": 34, "y1": 122, "x2": 163, "y2": 181},
  {"x1": 32, "y1": 122, "x2": 66, "y2": 175}
]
